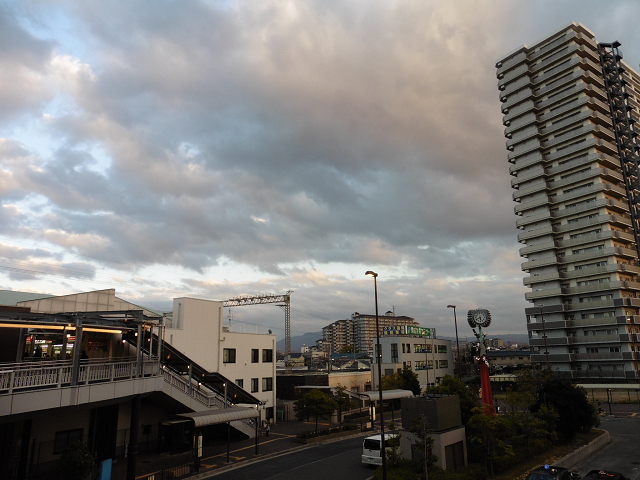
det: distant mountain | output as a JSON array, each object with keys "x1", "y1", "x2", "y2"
[{"x1": 276, "y1": 331, "x2": 323, "y2": 353}]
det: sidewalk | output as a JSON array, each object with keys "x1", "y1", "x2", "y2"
[{"x1": 111, "y1": 420, "x2": 372, "y2": 480}]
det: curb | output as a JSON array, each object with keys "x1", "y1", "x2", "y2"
[{"x1": 554, "y1": 430, "x2": 611, "y2": 469}]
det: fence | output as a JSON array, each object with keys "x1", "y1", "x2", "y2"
[
  {"x1": 0, "y1": 357, "x2": 160, "y2": 394},
  {"x1": 137, "y1": 461, "x2": 194, "y2": 480}
]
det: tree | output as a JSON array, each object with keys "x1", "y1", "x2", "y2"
[
  {"x1": 340, "y1": 345, "x2": 358, "y2": 353},
  {"x1": 381, "y1": 366, "x2": 421, "y2": 395},
  {"x1": 408, "y1": 415, "x2": 438, "y2": 480},
  {"x1": 467, "y1": 408, "x2": 515, "y2": 477},
  {"x1": 382, "y1": 372, "x2": 404, "y2": 391},
  {"x1": 532, "y1": 377, "x2": 598, "y2": 441},
  {"x1": 425, "y1": 375, "x2": 478, "y2": 424},
  {"x1": 58, "y1": 442, "x2": 94, "y2": 480},
  {"x1": 333, "y1": 384, "x2": 353, "y2": 426},
  {"x1": 386, "y1": 421, "x2": 403, "y2": 467},
  {"x1": 399, "y1": 365, "x2": 421, "y2": 395},
  {"x1": 293, "y1": 388, "x2": 337, "y2": 434}
]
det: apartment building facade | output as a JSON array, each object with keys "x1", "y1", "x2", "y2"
[
  {"x1": 322, "y1": 311, "x2": 419, "y2": 355},
  {"x1": 496, "y1": 22, "x2": 640, "y2": 381},
  {"x1": 373, "y1": 334, "x2": 454, "y2": 390}
]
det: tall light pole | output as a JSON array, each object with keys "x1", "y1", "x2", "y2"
[
  {"x1": 365, "y1": 270, "x2": 386, "y2": 480},
  {"x1": 447, "y1": 305, "x2": 461, "y2": 376},
  {"x1": 539, "y1": 306, "x2": 550, "y2": 369}
]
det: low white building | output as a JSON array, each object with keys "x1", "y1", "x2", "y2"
[
  {"x1": 167, "y1": 297, "x2": 277, "y2": 421},
  {"x1": 373, "y1": 331, "x2": 454, "y2": 391}
]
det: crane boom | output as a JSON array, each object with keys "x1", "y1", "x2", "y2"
[{"x1": 223, "y1": 291, "x2": 292, "y2": 357}]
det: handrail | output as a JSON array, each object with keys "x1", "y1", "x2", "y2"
[{"x1": 0, "y1": 358, "x2": 160, "y2": 395}]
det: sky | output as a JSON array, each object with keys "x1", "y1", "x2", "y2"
[{"x1": 2, "y1": 1, "x2": 640, "y2": 342}]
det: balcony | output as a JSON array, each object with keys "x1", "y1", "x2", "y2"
[
  {"x1": 572, "y1": 334, "x2": 622, "y2": 345},
  {"x1": 530, "y1": 353, "x2": 572, "y2": 363},
  {"x1": 529, "y1": 337, "x2": 570, "y2": 346},
  {"x1": 518, "y1": 225, "x2": 554, "y2": 242},
  {"x1": 574, "y1": 352, "x2": 623, "y2": 361},
  {"x1": 526, "y1": 319, "x2": 569, "y2": 331}
]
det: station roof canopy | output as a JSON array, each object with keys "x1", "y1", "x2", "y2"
[
  {"x1": 178, "y1": 407, "x2": 260, "y2": 428},
  {"x1": 360, "y1": 389, "x2": 414, "y2": 402}
]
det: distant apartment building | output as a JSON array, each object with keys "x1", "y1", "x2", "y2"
[
  {"x1": 322, "y1": 311, "x2": 419, "y2": 355},
  {"x1": 486, "y1": 350, "x2": 531, "y2": 370},
  {"x1": 496, "y1": 22, "x2": 640, "y2": 381}
]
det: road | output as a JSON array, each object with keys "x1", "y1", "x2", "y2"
[
  {"x1": 574, "y1": 416, "x2": 640, "y2": 480},
  {"x1": 202, "y1": 436, "x2": 373, "y2": 480}
]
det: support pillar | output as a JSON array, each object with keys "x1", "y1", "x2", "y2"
[
  {"x1": 127, "y1": 395, "x2": 140, "y2": 480},
  {"x1": 136, "y1": 321, "x2": 143, "y2": 377},
  {"x1": 71, "y1": 317, "x2": 83, "y2": 386},
  {"x1": 15, "y1": 329, "x2": 25, "y2": 363}
]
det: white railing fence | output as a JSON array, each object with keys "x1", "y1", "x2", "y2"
[{"x1": 0, "y1": 357, "x2": 160, "y2": 395}]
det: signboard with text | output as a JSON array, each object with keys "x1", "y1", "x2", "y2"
[{"x1": 382, "y1": 325, "x2": 432, "y2": 337}]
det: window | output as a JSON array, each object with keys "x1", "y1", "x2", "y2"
[
  {"x1": 54, "y1": 429, "x2": 83, "y2": 454},
  {"x1": 251, "y1": 378, "x2": 259, "y2": 393},
  {"x1": 406, "y1": 343, "x2": 411, "y2": 353},
  {"x1": 439, "y1": 360, "x2": 448, "y2": 368},
  {"x1": 223, "y1": 348, "x2": 236, "y2": 363},
  {"x1": 262, "y1": 349, "x2": 273, "y2": 363},
  {"x1": 251, "y1": 349, "x2": 259, "y2": 363},
  {"x1": 414, "y1": 344, "x2": 431, "y2": 354},
  {"x1": 391, "y1": 343, "x2": 398, "y2": 363},
  {"x1": 437, "y1": 345, "x2": 447, "y2": 353},
  {"x1": 262, "y1": 377, "x2": 273, "y2": 392},
  {"x1": 235, "y1": 379, "x2": 244, "y2": 388}
]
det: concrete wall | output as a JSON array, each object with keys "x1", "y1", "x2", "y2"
[
  {"x1": 327, "y1": 371, "x2": 371, "y2": 392},
  {"x1": 401, "y1": 427, "x2": 467, "y2": 472}
]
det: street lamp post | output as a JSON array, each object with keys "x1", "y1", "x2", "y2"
[
  {"x1": 365, "y1": 270, "x2": 386, "y2": 480},
  {"x1": 447, "y1": 305, "x2": 461, "y2": 376},
  {"x1": 539, "y1": 306, "x2": 550, "y2": 369}
]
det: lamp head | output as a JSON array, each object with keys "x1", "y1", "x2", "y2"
[
  {"x1": 365, "y1": 271, "x2": 378, "y2": 278},
  {"x1": 447, "y1": 305, "x2": 456, "y2": 309}
]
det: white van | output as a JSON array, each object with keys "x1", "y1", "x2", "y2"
[{"x1": 361, "y1": 433, "x2": 400, "y2": 466}]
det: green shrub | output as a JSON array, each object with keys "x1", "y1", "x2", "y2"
[{"x1": 58, "y1": 442, "x2": 94, "y2": 480}]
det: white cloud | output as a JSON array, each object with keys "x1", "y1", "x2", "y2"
[{"x1": 0, "y1": 1, "x2": 638, "y2": 337}]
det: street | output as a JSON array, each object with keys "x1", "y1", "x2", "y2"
[
  {"x1": 202, "y1": 436, "x2": 373, "y2": 480},
  {"x1": 574, "y1": 417, "x2": 640, "y2": 480}
]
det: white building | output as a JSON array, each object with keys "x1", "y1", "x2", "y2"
[
  {"x1": 372, "y1": 333, "x2": 454, "y2": 391},
  {"x1": 166, "y1": 297, "x2": 277, "y2": 419},
  {"x1": 0, "y1": 289, "x2": 272, "y2": 478}
]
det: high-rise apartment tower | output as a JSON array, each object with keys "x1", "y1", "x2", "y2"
[{"x1": 496, "y1": 23, "x2": 640, "y2": 381}]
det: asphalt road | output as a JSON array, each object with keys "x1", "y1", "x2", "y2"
[
  {"x1": 574, "y1": 416, "x2": 640, "y2": 480},
  {"x1": 202, "y1": 436, "x2": 374, "y2": 480}
]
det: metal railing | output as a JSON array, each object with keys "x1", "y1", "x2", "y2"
[
  {"x1": 161, "y1": 367, "x2": 226, "y2": 409},
  {"x1": 137, "y1": 461, "x2": 194, "y2": 480},
  {"x1": 0, "y1": 357, "x2": 160, "y2": 395}
]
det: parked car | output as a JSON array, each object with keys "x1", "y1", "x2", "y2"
[
  {"x1": 526, "y1": 465, "x2": 581, "y2": 480},
  {"x1": 583, "y1": 470, "x2": 629, "y2": 480},
  {"x1": 361, "y1": 433, "x2": 400, "y2": 466}
]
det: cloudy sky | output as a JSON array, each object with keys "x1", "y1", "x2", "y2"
[{"x1": 2, "y1": 1, "x2": 640, "y2": 341}]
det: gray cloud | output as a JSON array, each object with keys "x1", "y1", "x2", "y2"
[{"x1": 0, "y1": 1, "x2": 639, "y2": 336}]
